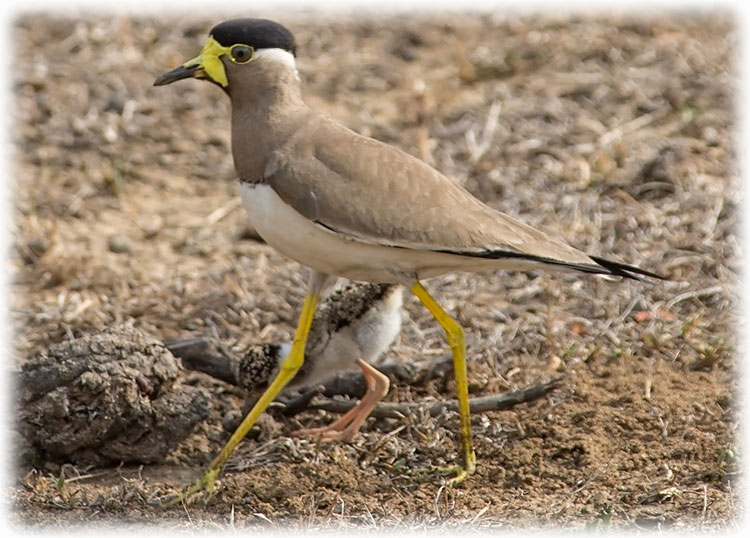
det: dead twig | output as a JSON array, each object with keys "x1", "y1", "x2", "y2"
[
  {"x1": 170, "y1": 335, "x2": 565, "y2": 419},
  {"x1": 204, "y1": 197, "x2": 242, "y2": 226},
  {"x1": 305, "y1": 376, "x2": 565, "y2": 419},
  {"x1": 666, "y1": 285, "x2": 724, "y2": 310}
]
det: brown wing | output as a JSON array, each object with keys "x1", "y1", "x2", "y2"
[{"x1": 265, "y1": 113, "x2": 595, "y2": 266}]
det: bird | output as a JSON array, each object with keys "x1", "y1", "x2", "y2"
[
  {"x1": 165, "y1": 282, "x2": 403, "y2": 441},
  {"x1": 154, "y1": 17, "x2": 663, "y2": 501}
]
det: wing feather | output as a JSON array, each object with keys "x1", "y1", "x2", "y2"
[{"x1": 266, "y1": 114, "x2": 595, "y2": 266}]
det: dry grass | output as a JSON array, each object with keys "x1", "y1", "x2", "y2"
[{"x1": 10, "y1": 9, "x2": 739, "y2": 531}]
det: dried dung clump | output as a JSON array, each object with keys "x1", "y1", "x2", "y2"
[{"x1": 16, "y1": 326, "x2": 209, "y2": 466}]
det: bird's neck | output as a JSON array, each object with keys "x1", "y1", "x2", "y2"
[{"x1": 229, "y1": 68, "x2": 309, "y2": 181}]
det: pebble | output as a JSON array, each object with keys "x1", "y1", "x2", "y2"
[{"x1": 107, "y1": 234, "x2": 132, "y2": 254}]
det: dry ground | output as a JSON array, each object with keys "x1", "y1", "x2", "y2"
[{"x1": 8, "y1": 8, "x2": 740, "y2": 532}]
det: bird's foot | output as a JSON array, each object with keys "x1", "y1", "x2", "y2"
[
  {"x1": 434, "y1": 464, "x2": 471, "y2": 486},
  {"x1": 402, "y1": 462, "x2": 474, "y2": 486},
  {"x1": 160, "y1": 467, "x2": 220, "y2": 508}
]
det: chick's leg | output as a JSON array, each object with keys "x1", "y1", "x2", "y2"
[{"x1": 293, "y1": 359, "x2": 390, "y2": 442}]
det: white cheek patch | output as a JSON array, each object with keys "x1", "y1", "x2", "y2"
[{"x1": 254, "y1": 48, "x2": 299, "y2": 80}]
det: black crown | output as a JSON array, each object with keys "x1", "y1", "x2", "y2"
[{"x1": 210, "y1": 18, "x2": 297, "y2": 56}]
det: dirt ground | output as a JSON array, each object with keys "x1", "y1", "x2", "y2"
[{"x1": 9, "y1": 8, "x2": 739, "y2": 532}]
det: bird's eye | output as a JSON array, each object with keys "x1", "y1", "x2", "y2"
[{"x1": 230, "y1": 45, "x2": 254, "y2": 64}]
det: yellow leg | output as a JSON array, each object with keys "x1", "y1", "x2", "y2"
[
  {"x1": 411, "y1": 281, "x2": 477, "y2": 485},
  {"x1": 164, "y1": 276, "x2": 325, "y2": 506}
]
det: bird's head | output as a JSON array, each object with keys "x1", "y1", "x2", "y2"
[{"x1": 153, "y1": 18, "x2": 298, "y2": 91}]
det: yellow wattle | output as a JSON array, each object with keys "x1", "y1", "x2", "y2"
[{"x1": 183, "y1": 35, "x2": 230, "y2": 87}]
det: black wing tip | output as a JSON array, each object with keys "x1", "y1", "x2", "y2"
[
  {"x1": 434, "y1": 248, "x2": 666, "y2": 281},
  {"x1": 589, "y1": 255, "x2": 667, "y2": 281}
]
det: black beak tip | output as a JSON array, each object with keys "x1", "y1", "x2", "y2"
[
  {"x1": 152, "y1": 74, "x2": 170, "y2": 87},
  {"x1": 153, "y1": 64, "x2": 198, "y2": 87}
]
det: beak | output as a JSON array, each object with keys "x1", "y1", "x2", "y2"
[
  {"x1": 153, "y1": 36, "x2": 231, "y2": 88},
  {"x1": 153, "y1": 61, "x2": 202, "y2": 86}
]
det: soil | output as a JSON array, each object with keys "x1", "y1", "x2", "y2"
[{"x1": 9, "y1": 9, "x2": 739, "y2": 532}]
